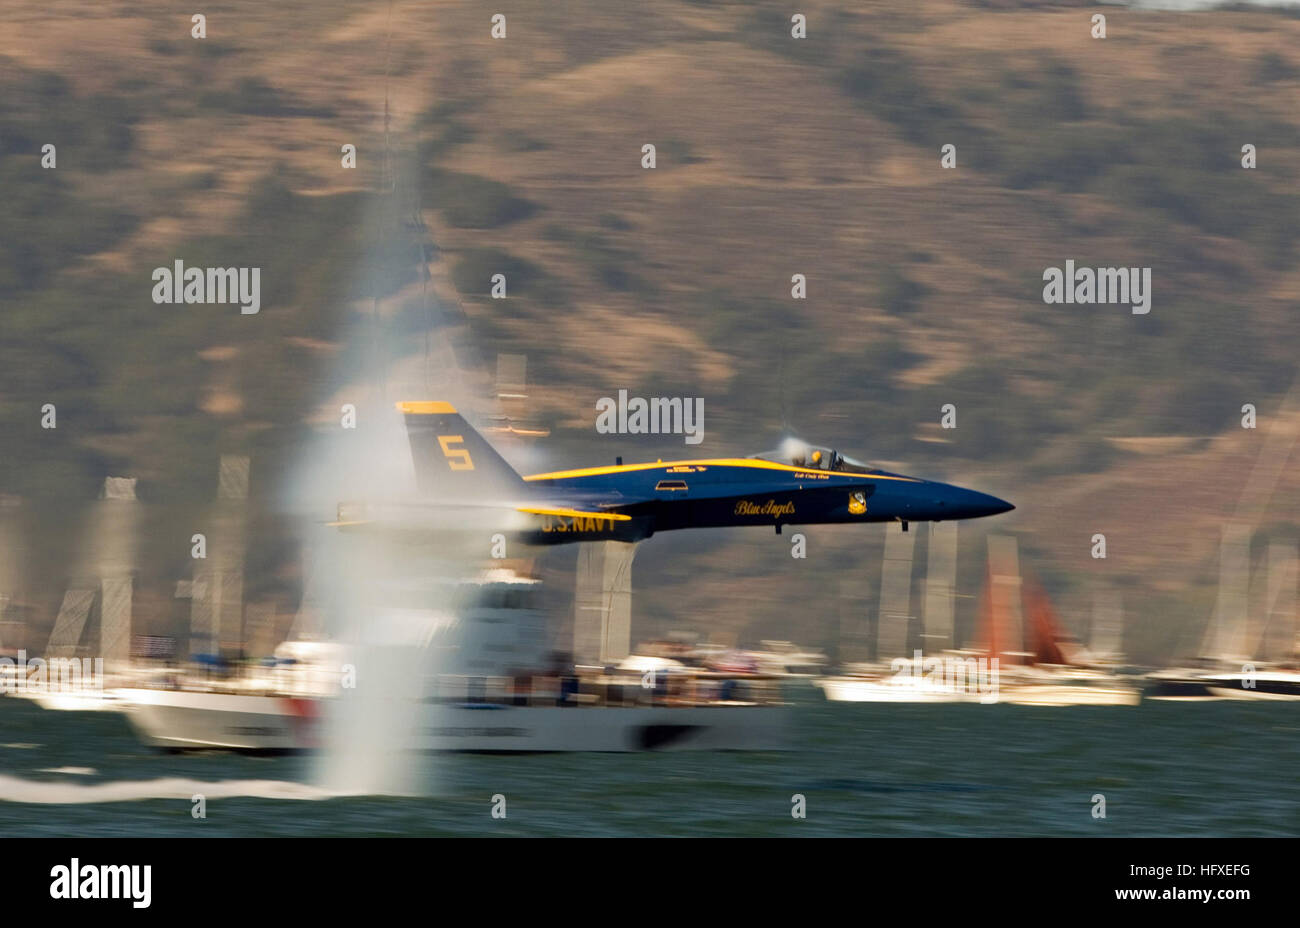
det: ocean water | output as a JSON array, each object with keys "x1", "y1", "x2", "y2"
[{"x1": 1, "y1": 692, "x2": 1296, "y2": 837}]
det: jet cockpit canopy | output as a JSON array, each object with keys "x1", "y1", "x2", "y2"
[{"x1": 751, "y1": 436, "x2": 874, "y2": 474}]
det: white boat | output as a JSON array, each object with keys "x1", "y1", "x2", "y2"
[
  {"x1": 116, "y1": 685, "x2": 787, "y2": 753},
  {"x1": 996, "y1": 667, "x2": 1142, "y2": 707},
  {"x1": 817, "y1": 537, "x2": 1141, "y2": 707},
  {"x1": 1204, "y1": 670, "x2": 1300, "y2": 699},
  {"x1": 815, "y1": 663, "x2": 1140, "y2": 706},
  {"x1": 1, "y1": 657, "x2": 127, "y2": 712},
  {"x1": 114, "y1": 571, "x2": 789, "y2": 753},
  {"x1": 1149, "y1": 532, "x2": 1300, "y2": 701},
  {"x1": 27, "y1": 690, "x2": 127, "y2": 712},
  {"x1": 1146, "y1": 667, "x2": 1300, "y2": 701},
  {"x1": 814, "y1": 672, "x2": 977, "y2": 704}
]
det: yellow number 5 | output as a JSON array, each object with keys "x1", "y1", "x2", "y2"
[{"x1": 438, "y1": 435, "x2": 474, "y2": 470}]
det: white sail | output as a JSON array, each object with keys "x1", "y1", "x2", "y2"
[
  {"x1": 92, "y1": 477, "x2": 139, "y2": 671},
  {"x1": 0, "y1": 495, "x2": 22, "y2": 647},
  {"x1": 921, "y1": 522, "x2": 957, "y2": 651},
  {"x1": 1202, "y1": 523, "x2": 1251, "y2": 662},
  {"x1": 1202, "y1": 372, "x2": 1300, "y2": 663},
  {"x1": 837, "y1": 575, "x2": 873, "y2": 664},
  {"x1": 191, "y1": 455, "x2": 249, "y2": 656},
  {"x1": 574, "y1": 541, "x2": 638, "y2": 665},
  {"x1": 1089, "y1": 585, "x2": 1124, "y2": 662},
  {"x1": 877, "y1": 522, "x2": 916, "y2": 659},
  {"x1": 1258, "y1": 542, "x2": 1298, "y2": 662},
  {"x1": 986, "y1": 534, "x2": 1024, "y2": 661},
  {"x1": 99, "y1": 577, "x2": 132, "y2": 670},
  {"x1": 45, "y1": 589, "x2": 95, "y2": 656}
]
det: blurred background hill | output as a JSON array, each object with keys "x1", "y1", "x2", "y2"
[{"x1": 2, "y1": 0, "x2": 1299, "y2": 664}]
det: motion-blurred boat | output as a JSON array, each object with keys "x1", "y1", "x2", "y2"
[
  {"x1": 117, "y1": 681, "x2": 786, "y2": 753},
  {"x1": 114, "y1": 571, "x2": 788, "y2": 752},
  {"x1": 1145, "y1": 666, "x2": 1300, "y2": 700},
  {"x1": 1145, "y1": 534, "x2": 1299, "y2": 701},
  {"x1": 816, "y1": 539, "x2": 1140, "y2": 706},
  {"x1": 1200, "y1": 669, "x2": 1300, "y2": 698},
  {"x1": 815, "y1": 663, "x2": 979, "y2": 703},
  {"x1": 26, "y1": 690, "x2": 126, "y2": 712}
]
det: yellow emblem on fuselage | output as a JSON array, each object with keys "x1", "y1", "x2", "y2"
[{"x1": 848, "y1": 491, "x2": 868, "y2": 515}]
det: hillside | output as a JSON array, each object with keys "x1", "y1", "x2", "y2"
[{"x1": 3, "y1": 0, "x2": 1299, "y2": 663}]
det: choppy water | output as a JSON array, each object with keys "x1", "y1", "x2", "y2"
[{"x1": 1, "y1": 691, "x2": 1296, "y2": 836}]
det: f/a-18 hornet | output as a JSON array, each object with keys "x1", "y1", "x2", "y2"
[{"x1": 331, "y1": 401, "x2": 1014, "y2": 545}]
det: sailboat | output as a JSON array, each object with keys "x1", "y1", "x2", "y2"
[
  {"x1": 815, "y1": 522, "x2": 987, "y2": 703},
  {"x1": 818, "y1": 531, "x2": 1140, "y2": 706},
  {"x1": 16, "y1": 477, "x2": 139, "y2": 712},
  {"x1": 987, "y1": 566, "x2": 1141, "y2": 707},
  {"x1": 1146, "y1": 533, "x2": 1300, "y2": 700}
]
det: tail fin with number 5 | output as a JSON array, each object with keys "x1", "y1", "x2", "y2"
[{"x1": 396, "y1": 401, "x2": 529, "y2": 500}]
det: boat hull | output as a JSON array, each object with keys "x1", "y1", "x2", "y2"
[
  {"x1": 815, "y1": 676, "x2": 1140, "y2": 706},
  {"x1": 1145, "y1": 671, "x2": 1300, "y2": 701},
  {"x1": 996, "y1": 684, "x2": 1141, "y2": 707},
  {"x1": 116, "y1": 688, "x2": 789, "y2": 753},
  {"x1": 815, "y1": 676, "x2": 980, "y2": 703}
]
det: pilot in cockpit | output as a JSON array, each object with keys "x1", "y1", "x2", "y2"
[{"x1": 763, "y1": 442, "x2": 856, "y2": 473}]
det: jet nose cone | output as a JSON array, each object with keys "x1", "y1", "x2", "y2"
[
  {"x1": 981, "y1": 492, "x2": 1015, "y2": 516},
  {"x1": 969, "y1": 490, "x2": 1015, "y2": 518},
  {"x1": 932, "y1": 484, "x2": 1015, "y2": 520}
]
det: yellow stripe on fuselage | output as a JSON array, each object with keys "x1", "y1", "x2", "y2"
[
  {"x1": 516, "y1": 505, "x2": 632, "y2": 521},
  {"x1": 523, "y1": 459, "x2": 920, "y2": 482},
  {"x1": 395, "y1": 401, "x2": 458, "y2": 415}
]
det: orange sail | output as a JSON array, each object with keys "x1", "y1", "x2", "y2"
[
  {"x1": 972, "y1": 548, "x2": 1077, "y2": 666},
  {"x1": 1022, "y1": 571, "x2": 1081, "y2": 666}
]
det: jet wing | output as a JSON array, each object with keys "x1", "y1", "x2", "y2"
[{"x1": 328, "y1": 496, "x2": 632, "y2": 529}]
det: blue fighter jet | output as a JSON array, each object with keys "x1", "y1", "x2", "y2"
[{"x1": 382, "y1": 401, "x2": 1013, "y2": 545}]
